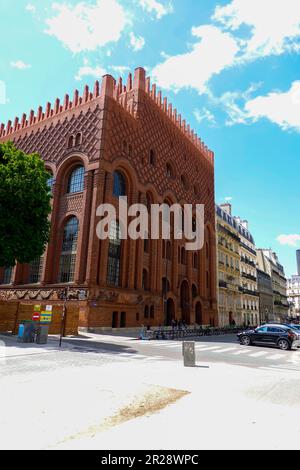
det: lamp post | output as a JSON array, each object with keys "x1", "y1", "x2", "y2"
[{"x1": 59, "y1": 286, "x2": 69, "y2": 348}]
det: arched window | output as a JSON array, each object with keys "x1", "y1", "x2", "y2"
[
  {"x1": 47, "y1": 171, "x2": 54, "y2": 194},
  {"x1": 150, "y1": 306, "x2": 154, "y2": 319},
  {"x1": 181, "y1": 174, "x2": 189, "y2": 190},
  {"x1": 166, "y1": 241, "x2": 172, "y2": 260},
  {"x1": 192, "y1": 284, "x2": 198, "y2": 299},
  {"x1": 162, "y1": 277, "x2": 170, "y2": 294},
  {"x1": 67, "y1": 135, "x2": 74, "y2": 149},
  {"x1": 75, "y1": 133, "x2": 82, "y2": 147},
  {"x1": 107, "y1": 221, "x2": 122, "y2": 286},
  {"x1": 144, "y1": 305, "x2": 149, "y2": 319},
  {"x1": 29, "y1": 257, "x2": 44, "y2": 284},
  {"x1": 193, "y1": 253, "x2": 199, "y2": 269},
  {"x1": 59, "y1": 217, "x2": 79, "y2": 283},
  {"x1": 1, "y1": 266, "x2": 13, "y2": 285},
  {"x1": 146, "y1": 193, "x2": 152, "y2": 212},
  {"x1": 181, "y1": 247, "x2": 186, "y2": 265},
  {"x1": 149, "y1": 149, "x2": 156, "y2": 166},
  {"x1": 166, "y1": 162, "x2": 173, "y2": 179},
  {"x1": 67, "y1": 166, "x2": 84, "y2": 194},
  {"x1": 142, "y1": 269, "x2": 149, "y2": 291},
  {"x1": 113, "y1": 171, "x2": 126, "y2": 198}
]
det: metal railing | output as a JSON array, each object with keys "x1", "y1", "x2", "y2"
[{"x1": 145, "y1": 325, "x2": 245, "y2": 341}]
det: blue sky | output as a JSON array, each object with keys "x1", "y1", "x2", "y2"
[{"x1": 0, "y1": 0, "x2": 300, "y2": 276}]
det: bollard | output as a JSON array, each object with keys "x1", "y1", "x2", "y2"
[{"x1": 182, "y1": 341, "x2": 196, "y2": 367}]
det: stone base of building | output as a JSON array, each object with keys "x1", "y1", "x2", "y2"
[{"x1": 0, "y1": 287, "x2": 218, "y2": 334}]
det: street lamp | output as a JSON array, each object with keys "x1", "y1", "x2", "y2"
[{"x1": 59, "y1": 286, "x2": 69, "y2": 348}]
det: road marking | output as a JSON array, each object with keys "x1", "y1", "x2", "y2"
[
  {"x1": 232, "y1": 349, "x2": 252, "y2": 355},
  {"x1": 249, "y1": 351, "x2": 269, "y2": 358},
  {"x1": 212, "y1": 347, "x2": 238, "y2": 354},
  {"x1": 195, "y1": 346, "x2": 222, "y2": 352},
  {"x1": 266, "y1": 354, "x2": 284, "y2": 361}
]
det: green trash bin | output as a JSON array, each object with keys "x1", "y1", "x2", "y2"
[{"x1": 36, "y1": 324, "x2": 49, "y2": 345}]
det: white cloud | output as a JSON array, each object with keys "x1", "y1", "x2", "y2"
[
  {"x1": 129, "y1": 32, "x2": 145, "y2": 51},
  {"x1": 26, "y1": 3, "x2": 36, "y2": 13},
  {"x1": 75, "y1": 65, "x2": 106, "y2": 81},
  {"x1": 152, "y1": 25, "x2": 240, "y2": 94},
  {"x1": 277, "y1": 234, "x2": 300, "y2": 247},
  {"x1": 213, "y1": 0, "x2": 300, "y2": 61},
  {"x1": 10, "y1": 60, "x2": 31, "y2": 70},
  {"x1": 194, "y1": 107, "x2": 216, "y2": 125},
  {"x1": 110, "y1": 65, "x2": 130, "y2": 75},
  {"x1": 45, "y1": 0, "x2": 128, "y2": 53},
  {"x1": 245, "y1": 81, "x2": 300, "y2": 132},
  {"x1": 151, "y1": 0, "x2": 300, "y2": 97},
  {"x1": 138, "y1": 0, "x2": 173, "y2": 19},
  {"x1": 224, "y1": 197, "x2": 233, "y2": 202}
]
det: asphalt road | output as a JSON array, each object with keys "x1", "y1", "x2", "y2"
[
  {"x1": 2, "y1": 331, "x2": 300, "y2": 374},
  {"x1": 62, "y1": 333, "x2": 300, "y2": 373}
]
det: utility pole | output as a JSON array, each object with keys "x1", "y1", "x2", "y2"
[{"x1": 59, "y1": 286, "x2": 69, "y2": 348}]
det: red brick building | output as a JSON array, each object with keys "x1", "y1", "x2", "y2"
[{"x1": 0, "y1": 67, "x2": 218, "y2": 331}]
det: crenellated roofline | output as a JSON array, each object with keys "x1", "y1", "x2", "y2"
[{"x1": 0, "y1": 67, "x2": 214, "y2": 164}]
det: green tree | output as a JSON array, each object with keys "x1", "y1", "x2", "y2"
[{"x1": 0, "y1": 141, "x2": 52, "y2": 267}]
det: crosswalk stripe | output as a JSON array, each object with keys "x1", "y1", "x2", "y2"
[
  {"x1": 266, "y1": 354, "x2": 283, "y2": 361},
  {"x1": 195, "y1": 346, "x2": 222, "y2": 352},
  {"x1": 249, "y1": 351, "x2": 269, "y2": 358},
  {"x1": 212, "y1": 347, "x2": 238, "y2": 354},
  {"x1": 232, "y1": 349, "x2": 252, "y2": 355}
]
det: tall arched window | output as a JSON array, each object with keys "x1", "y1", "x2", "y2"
[
  {"x1": 1, "y1": 266, "x2": 13, "y2": 285},
  {"x1": 144, "y1": 305, "x2": 149, "y2": 319},
  {"x1": 29, "y1": 257, "x2": 44, "y2": 284},
  {"x1": 181, "y1": 247, "x2": 186, "y2": 265},
  {"x1": 166, "y1": 241, "x2": 172, "y2": 260},
  {"x1": 59, "y1": 217, "x2": 79, "y2": 283},
  {"x1": 142, "y1": 269, "x2": 149, "y2": 291},
  {"x1": 67, "y1": 166, "x2": 84, "y2": 194},
  {"x1": 67, "y1": 135, "x2": 74, "y2": 149},
  {"x1": 107, "y1": 221, "x2": 122, "y2": 286},
  {"x1": 75, "y1": 133, "x2": 82, "y2": 146},
  {"x1": 113, "y1": 171, "x2": 126, "y2": 198},
  {"x1": 47, "y1": 171, "x2": 54, "y2": 194}
]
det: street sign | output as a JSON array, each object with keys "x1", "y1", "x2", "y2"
[
  {"x1": 40, "y1": 310, "x2": 52, "y2": 323},
  {"x1": 33, "y1": 305, "x2": 41, "y2": 321}
]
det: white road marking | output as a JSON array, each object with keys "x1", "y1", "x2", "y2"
[
  {"x1": 232, "y1": 349, "x2": 252, "y2": 355},
  {"x1": 249, "y1": 351, "x2": 269, "y2": 358},
  {"x1": 195, "y1": 346, "x2": 222, "y2": 352},
  {"x1": 266, "y1": 354, "x2": 284, "y2": 361},
  {"x1": 212, "y1": 347, "x2": 238, "y2": 354}
]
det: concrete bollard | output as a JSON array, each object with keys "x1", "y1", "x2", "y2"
[{"x1": 182, "y1": 341, "x2": 196, "y2": 367}]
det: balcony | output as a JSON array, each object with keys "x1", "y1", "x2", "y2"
[
  {"x1": 240, "y1": 242, "x2": 257, "y2": 256},
  {"x1": 242, "y1": 272, "x2": 257, "y2": 282},
  {"x1": 243, "y1": 288, "x2": 260, "y2": 297},
  {"x1": 219, "y1": 280, "x2": 228, "y2": 289},
  {"x1": 241, "y1": 257, "x2": 256, "y2": 268}
]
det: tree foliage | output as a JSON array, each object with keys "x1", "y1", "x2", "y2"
[{"x1": 0, "y1": 141, "x2": 52, "y2": 267}]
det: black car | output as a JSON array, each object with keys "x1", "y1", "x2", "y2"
[{"x1": 237, "y1": 324, "x2": 300, "y2": 351}]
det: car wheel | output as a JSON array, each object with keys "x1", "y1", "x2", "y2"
[
  {"x1": 240, "y1": 335, "x2": 251, "y2": 346},
  {"x1": 277, "y1": 339, "x2": 290, "y2": 351}
]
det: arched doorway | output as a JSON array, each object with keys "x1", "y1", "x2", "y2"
[
  {"x1": 180, "y1": 280, "x2": 191, "y2": 324},
  {"x1": 166, "y1": 298, "x2": 175, "y2": 326},
  {"x1": 195, "y1": 302, "x2": 202, "y2": 325}
]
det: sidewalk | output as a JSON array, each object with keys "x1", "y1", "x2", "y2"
[{"x1": 1, "y1": 333, "x2": 300, "y2": 450}]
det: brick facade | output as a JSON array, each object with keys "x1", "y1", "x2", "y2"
[{"x1": 0, "y1": 67, "x2": 218, "y2": 331}]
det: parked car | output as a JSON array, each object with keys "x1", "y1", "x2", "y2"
[
  {"x1": 286, "y1": 324, "x2": 300, "y2": 331},
  {"x1": 237, "y1": 324, "x2": 300, "y2": 350}
]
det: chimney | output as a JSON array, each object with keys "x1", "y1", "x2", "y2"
[
  {"x1": 220, "y1": 203, "x2": 232, "y2": 215},
  {"x1": 297, "y1": 250, "x2": 300, "y2": 276}
]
